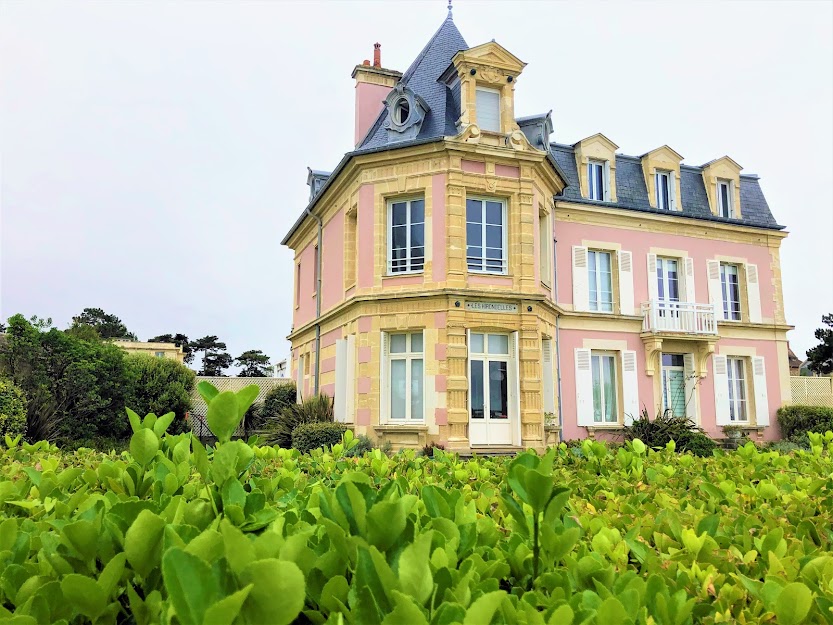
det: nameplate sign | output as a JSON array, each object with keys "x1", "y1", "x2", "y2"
[{"x1": 465, "y1": 301, "x2": 518, "y2": 313}]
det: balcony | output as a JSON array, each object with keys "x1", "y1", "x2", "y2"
[{"x1": 641, "y1": 300, "x2": 718, "y2": 336}]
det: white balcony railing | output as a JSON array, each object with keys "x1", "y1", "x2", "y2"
[{"x1": 641, "y1": 300, "x2": 718, "y2": 335}]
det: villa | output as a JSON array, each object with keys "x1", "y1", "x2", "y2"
[{"x1": 282, "y1": 10, "x2": 790, "y2": 451}]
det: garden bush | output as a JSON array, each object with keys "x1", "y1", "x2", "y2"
[
  {"x1": 0, "y1": 378, "x2": 27, "y2": 438},
  {"x1": 260, "y1": 382, "x2": 297, "y2": 421},
  {"x1": 291, "y1": 421, "x2": 347, "y2": 453},
  {"x1": 261, "y1": 393, "x2": 333, "y2": 448},
  {"x1": 777, "y1": 404, "x2": 833, "y2": 441},
  {"x1": 124, "y1": 354, "x2": 195, "y2": 434},
  {"x1": 344, "y1": 433, "x2": 376, "y2": 457},
  {"x1": 622, "y1": 407, "x2": 713, "y2": 455}
]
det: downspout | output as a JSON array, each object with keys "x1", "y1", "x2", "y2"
[
  {"x1": 552, "y1": 196, "x2": 564, "y2": 441},
  {"x1": 305, "y1": 206, "x2": 323, "y2": 396}
]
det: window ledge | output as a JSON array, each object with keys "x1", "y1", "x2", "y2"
[
  {"x1": 374, "y1": 424, "x2": 428, "y2": 433},
  {"x1": 383, "y1": 272, "x2": 424, "y2": 279},
  {"x1": 585, "y1": 424, "x2": 624, "y2": 431}
]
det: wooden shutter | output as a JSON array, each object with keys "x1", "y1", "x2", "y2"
[
  {"x1": 572, "y1": 246, "x2": 589, "y2": 312},
  {"x1": 618, "y1": 250, "x2": 634, "y2": 315},
  {"x1": 713, "y1": 355, "x2": 730, "y2": 426},
  {"x1": 669, "y1": 170, "x2": 678, "y2": 211},
  {"x1": 621, "y1": 350, "x2": 639, "y2": 425},
  {"x1": 575, "y1": 348, "x2": 594, "y2": 427},
  {"x1": 603, "y1": 161, "x2": 611, "y2": 201},
  {"x1": 647, "y1": 253, "x2": 658, "y2": 302},
  {"x1": 746, "y1": 264, "x2": 762, "y2": 323},
  {"x1": 334, "y1": 339, "x2": 347, "y2": 422},
  {"x1": 706, "y1": 260, "x2": 722, "y2": 313},
  {"x1": 345, "y1": 335, "x2": 356, "y2": 423},
  {"x1": 684, "y1": 257, "x2": 696, "y2": 303},
  {"x1": 511, "y1": 332, "x2": 521, "y2": 446},
  {"x1": 379, "y1": 332, "x2": 389, "y2": 423},
  {"x1": 752, "y1": 356, "x2": 769, "y2": 426},
  {"x1": 683, "y1": 353, "x2": 698, "y2": 423},
  {"x1": 542, "y1": 339, "x2": 555, "y2": 415}
]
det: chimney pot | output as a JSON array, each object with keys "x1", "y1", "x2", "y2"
[
  {"x1": 362, "y1": 59, "x2": 370, "y2": 66},
  {"x1": 373, "y1": 43, "x2": 381, "y2": 68}
]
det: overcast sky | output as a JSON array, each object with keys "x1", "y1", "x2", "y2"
[{"x1": 2, "y1": 0, "x2": 831, "y2": 371}]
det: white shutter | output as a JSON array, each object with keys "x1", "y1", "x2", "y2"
[
  {"x1": 542, "y1": 339, "x2": 555, "y2": 414},
  {"x1": 647, "y1": 253, "x2": 658, "y2": 302},
  {"x1": 345, "y1": 335, "x2": 356, "y2": 423},
  {"x1": 334, "y1": 339, "x2": 347, "y2": 423},
  {"x1": 475, "y1": 88, "x2": 500, "y2": 133},
  {"x1": 746, "y1": 264, "x2": 762, "y2": 323},
  {"x1": 618, "y1": 250, "x2": 634, "y2": 315},
  {"x1": 752, "y1": 356, "x2": 769, "y2": 426},
  {"x1": 713, "y1": 355, "x2": 730, "y2": 426},
  {"x1": 684, "y1": 257, "x2": 696, "y2": 303},
  {"x1": 706, "y1": 260, "x2": 722, "y2": 314},
  {"x1": 379, "y1": 332, "x2": 389, "y2": 423},
  {"x1": 296, "y1": 354, "x2": 304, "y2": 403},
  {"x1": 572, "y1": 246, "x2": 589, "y2": 312},
  {"x1": 621, "y1": 350, "x2": 639, "y2": 425},
  {"x1": 511, "y1": 331, "x2": 521, "y2": 446},
  {"x1": 603, "y1": 161, "x2": 611, "y2": 201},
  {"x1": 575, "y1": 348, "x2": 594, "y2": 427},
  {"x1": 669, "y1": 170, "x2": 678, "y2": 211},
  {"x1": 683, "y1": 353, "x2": 698, "y2": 423}
]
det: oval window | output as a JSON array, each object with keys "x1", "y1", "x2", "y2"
[{"x1": 393, "y1": 97, "x2": 410, "y2": 125}]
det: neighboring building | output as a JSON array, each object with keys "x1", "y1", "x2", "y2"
[
  {"x1": 282, "y1": 10, "x2": 791, "y2": 450},
  {"x1": 113, "y1": 340, "x2": 185, "y2": 364},
  {"x1": 788, "y1": 346, "x2": 803, "y2": 376},
  {"x1": 274, "y1": 359, "x2": 288, "y2": 378}
]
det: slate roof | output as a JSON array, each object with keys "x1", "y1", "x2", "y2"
[
  {"x1": 549, "y1": 144, "x2": 783, "y2": 230},
  {"x1": 358, "y1": 15, "x2": 468, "y2": 149}
]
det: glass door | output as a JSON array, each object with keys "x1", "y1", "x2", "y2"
[
  {"x1": 469, "y1": 332, "x2": 513, "y2": 446},
  {"x1": 661, "y1": 354, "x2": 686, "y2": 418},
  {"x1": 656, "y1": 257, "x2": 681, "y2": 330}
]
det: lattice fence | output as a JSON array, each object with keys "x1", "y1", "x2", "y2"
[
  {"x1": 189, "y1": 376, "x2": 294, "y2": 439},
  {"x1": 790, "y1": 376, "x2": 833, "y2": 407}
]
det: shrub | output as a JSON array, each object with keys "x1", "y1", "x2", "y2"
[
  {"x1": 124, "y1": 354, "x2": 195, "y2": 434},
  {"x1": 622, "y1": 407, "x2": 709, "y2": 452},
  {"x1": 420, "y1": 441, "x2": 446, "y2": 457},
  {"x1": 260, "y1": 383, "x2": 297, "y2": 421},
  {"x1": 765, "y1": 439, "x2": 805, "y2": 454},
  {"x1": 676, "y1": 431, "x2": 717, "y2": 457},
  {"x1": 262, "y1": 394, "x2": 333, "y2": 448},
  {"x1": 0, "y1": 378, "x2": 27, "y2": 438},
  {"x1": 292, "y1": 422, "x2": 347, "y2": 453},
  {"x1": 344, "y1": 434, "x2": 376, "y2": 457},
  {"x1": 776, "y1": 405, "x2": 833, "y2": 441}
]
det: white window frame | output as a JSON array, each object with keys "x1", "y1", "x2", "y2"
[
  {"x1": 587, "y1": 249, "x2": 614, "y2": 313},
  {"x1": 655, "y1": 170, "x2": 672, "y2": 210},
  {"x1": 383, "y1": 331, "x2": 425, "y2": 422},
  {"x1": 717, "y1": 179, "x2": 734, "y2": 218},
  {"x1": 538, "y1": 211, "x2": 552, "y2": 287},
  {"x1": 591, "y1": 350, "x2": 619, "y2": 424},
  {"x1": 386, "y1": 197, "x2": 425, "y2": 275},
  {"x1": 475, "y1": 86, "x2": 501, "y2": 133},
  {"x1": 587, "y1": 160, "x2": 607, "y2": 201},
  {"x1": 720, "y1": 263, "x2": 742, "y2": 321},
  {"x1": 466, "y1": 196, "x2": 508, "y2": 275},
  {"x1": 661, "y1": 353, "x2": 686, "y2": 418},
  {"x1": 468, "y1": 332, "x2": 512, "y2": 419},
  {"x1": 727, "y1": 356, "x2": 748, "y2": 423}
]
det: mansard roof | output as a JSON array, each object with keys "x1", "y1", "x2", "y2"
[{"x1": 550, "y1": 143, "x2": 783, "y2": 230}]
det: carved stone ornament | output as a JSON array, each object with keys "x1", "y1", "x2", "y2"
[{"x1": 384, "y1": 85, "x2": 429, "y2": 143}]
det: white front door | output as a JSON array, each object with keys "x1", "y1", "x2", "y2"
[{"x1": 469, "y1": 332, "x2": 515, "y2": 446}]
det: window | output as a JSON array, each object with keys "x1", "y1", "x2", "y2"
[
  {"x1": 591, "y1": 352, "x2": 618, "y2": 423},
  {"x1": 655, "y1": 171, "x2": 672, "y2": 210},
  {"x1": 387, "y1": 198, "x2": 425, "y2": 274},
  {"x1": 717, "y1": 180, "x2": 734, "y2": 218},
  {"x1": 476, "y1": 87, "x2": 501, "y2": 132},
  {"x1": 727, "y1": 357, "x2": 748, "y2": 422},
  {"x1": 466, "y1": 197, "x2": 507, "y2": 274},
  {"x1": 656, "y1": 257, "x2": 680, "y2": 302},
  {"x1": 587, "y1": 160, "x2": 607, "y2": 201},
  {"x1": 539, "y1": 212, "x2": 551, "y2": 286},
  {"x1": 155, "y1": 351, "x2": 165, "y2": 358},
  {"x1": 661, "y1": 354, "x2": 686, "y2": 417},
  {"x1": 469, "y1": 333, "x2": 510, "y2": 420},
  {"x1": 393, "y1": 97, "x2": 410, "y2": 125},
  {"x1": 720, "y1": 263, "x2": 741, "y2": 321},
  {"x1": 588, "y1": 250, "x2": 613, "y2": 312},
  {"x1": 386, "y1": 332, "x2": 424, "y2": 421}
]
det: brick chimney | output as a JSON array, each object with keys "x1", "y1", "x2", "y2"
[{"x1": 352, "y1": 44, "x2": 402, "y2": 147}]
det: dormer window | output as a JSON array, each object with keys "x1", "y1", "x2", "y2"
[
  {"x1": 587, "y1": 160, "x2": 609, "y2": 201},
  {"x1": 476, "y1": 87, "x2": 501, "y2": 132},
  {"x1": 393, "y1": 97, "x2": 410, "y2": 126},
  {"x1": 655, "y1": 170, "x2": 677, "y2": 211},
  {"x1": 717, "y1": 179, "x2": 734, "y2": 218}
]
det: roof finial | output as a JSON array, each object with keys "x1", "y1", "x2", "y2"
[{"x1": 447, "y1": 0, "x2": 453, "y2": 19}]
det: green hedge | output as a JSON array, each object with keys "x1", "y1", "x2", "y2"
[
  {"x1": 0, "y1": 378, "x2": 27, "y2": 438},
  {"x1": 777, "y1": 404, "x2": 833, "y2": 440},
  {"x1": 291, "y1": 421, "x2": 347, "y2": 454}
]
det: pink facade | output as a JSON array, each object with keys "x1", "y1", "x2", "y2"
[{"x1": 354, "y1": 82, "x2": 391, "y2": 146}]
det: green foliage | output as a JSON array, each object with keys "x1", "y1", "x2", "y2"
[
  {"x1": 291, "y1": 421, "x2": 347, "y2": 453},
  {"x1": 0, "y1": 378, "x2": 27, "y2": 438},
  {"x1": 344, "y1": 434, "x2": 376, "y2": 457},
  {"x1": 806, "y1": 313, "x2": 833, "y2": 375},
  {"x1": 192, "y1": 335, "x2": 233, "y2": 377},
  {"x1": 262, "y1": 393, "x2": 333, "y2": 448},
  {"x1": 124, "y1": 354, "x2": 195, "y2": 434},
  {"x1": 419, "y1": 441, "x2": 446, "y2": 457},
  {"x1": 622, "y1": 407, "x2": 713, "y2": 456},
  {"x1": 778, "y1": 404, "x2": 833, "y2": 442},
  {"x1": 234, "y1": 350, "x2": 271, "y2": 377},
  {"x1": 676, "y1": 431, "x2": 717, "y2": 457},
  {"x1": 71, "y1": 307, "x2": 137, "y2": 340},
  {"x1": 260, "y1": 383, "x2": 297, "y2": 421}
]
